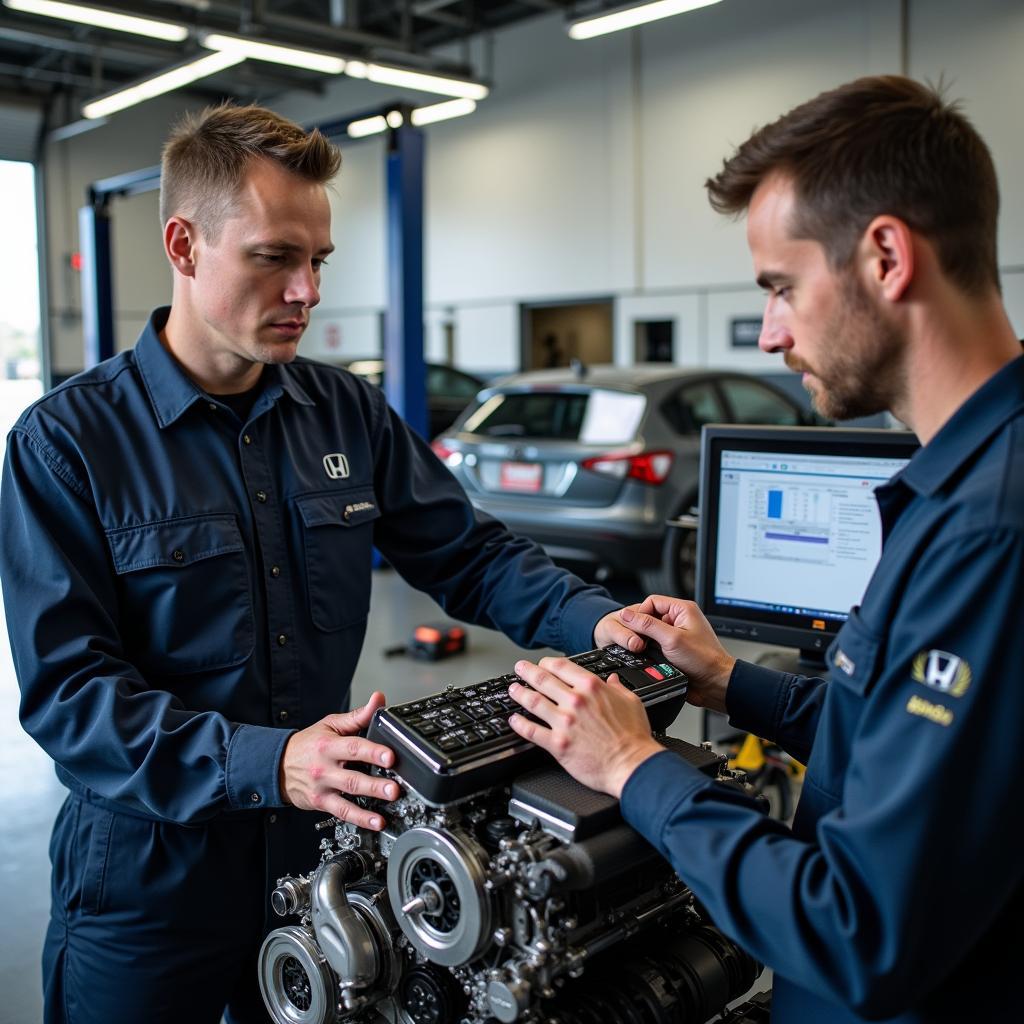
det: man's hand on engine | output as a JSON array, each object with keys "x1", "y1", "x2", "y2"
[
  {"x1": 280, "y1": 691, "x2": 401, "y2": 830},
  {"x1": 507, "y1": 658, "x2": 664, "y2": 798},
  {"x1": 619, "y1": 596, "x2": 735, "y2": 715},
  {"x1": 593, "y1": 609, "x2": 646, "y2": 653}
]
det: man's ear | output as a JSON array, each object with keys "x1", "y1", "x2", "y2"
[
  {"x1": 164, "y1": 216, "x2": 198, "y2": 278},
  {"x1": 860, "y1": 215, "x2": 914, "y2": 303}
]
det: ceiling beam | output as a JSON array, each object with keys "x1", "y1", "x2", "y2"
[{"x1": 0, "y1": 20, "x2": 182, "y2": 69}]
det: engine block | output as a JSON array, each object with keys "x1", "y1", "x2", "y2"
[{"x1": 259, "y1": 737, "x2": 763, "y2": 1024}]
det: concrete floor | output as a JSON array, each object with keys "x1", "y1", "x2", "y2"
[{"x1": 0, "y1": 567, "x2": 770, "y2": 1023}]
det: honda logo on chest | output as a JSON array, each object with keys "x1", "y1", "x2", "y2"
[{"x1": 323, "y1": 453, "x2": 350, "y2": 480}]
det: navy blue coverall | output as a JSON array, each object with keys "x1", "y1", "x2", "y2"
[
  {"x1": 0, "y1": 309, "x2": 620, "y2": 1023},
  {"x1": 620, "y1": 355, "x2": 1024, "y2": 1023}
]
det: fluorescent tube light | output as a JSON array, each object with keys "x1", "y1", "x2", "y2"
[
  {"x1": 410, "y1": 98, "x2": 476, "y2": 126},
  {"x1": 345, "y1": 60, "x2": 488, "y2": 101},
  {"x1": 82, "y1": 51, "x2": 244, "y2": 119},
  {"x1": 347, "y1": 99, "x2": 476, "y2": 138},
  {"x1": 568, "y1": 0, "x2": 723, "y2": 40},
  {"x1": 200, "y1": 32, "x2": 346, "y2": 74},
  {"x1": 4, "y1": 0, "x2": 188, "y2": 41},
  {"x1": 366, "y1": 64, "x2": 488, "y2": 100},
  {"x1": 347, "y1": 114, "x2": 388, "y2": 138}
]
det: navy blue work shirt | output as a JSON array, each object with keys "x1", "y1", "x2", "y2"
[
  {"x1": 0, "y1": 308, "x2": 619, "y2": 826},
  {"x1": 621, "y1": 356, "x2": 1024, "y2": 1023}
]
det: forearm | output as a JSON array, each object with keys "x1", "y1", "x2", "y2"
[
  {"x1": 692, "y1": 652, "x2": 735, "y2": 714},
  {"x1": 17, "y1": 654, "x2": 292, "y2": 822},
  {"x1": 726, "y1": 660, "x2": 825, "y2": 763},
  {"x1": 620, "y1": 749, "x2": 1014, "y2": 1018},
  {"x1": 371, "y1": 402, "x2": 618, "y2": 652}
]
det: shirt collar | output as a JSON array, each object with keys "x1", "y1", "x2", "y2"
[
  {"x1": 899, "y1": 354, "x2": 1024, "y2": 497},
  {"x1": 134, "y1": 307, "x2": 315, "y2": 428},
  {"x1": 267, "y1": 361, "x2": 316, "y2": 408}
]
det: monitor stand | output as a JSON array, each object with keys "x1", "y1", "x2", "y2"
[{"x1": 755, "y1": 648, "x2": 827, "y2": 677}]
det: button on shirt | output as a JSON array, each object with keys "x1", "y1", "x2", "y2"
[
  {"x1": 620, "y1": 356, "x2": 1024, "y2": 1023},
  {"x1": 0, "y1": 308, "x2": 619, "y2": 827}
]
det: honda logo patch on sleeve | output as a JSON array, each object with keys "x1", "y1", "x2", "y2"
[{"x1": 912, "y1": 649, "x2": 972, "y2": 698}]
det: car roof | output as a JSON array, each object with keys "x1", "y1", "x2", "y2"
[
  {"x1": 487, "y1": 364, "x2": 743, "y2": 391},
  {"x1": 343, "y1": 358, "x2": 482, "y2": 381}
]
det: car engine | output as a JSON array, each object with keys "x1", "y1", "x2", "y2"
[{"x1": 259, "y1": 736, "x2": 763, "y2": 1024}]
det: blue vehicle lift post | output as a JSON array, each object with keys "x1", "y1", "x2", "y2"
[
  {"x1": 384, "y1": 111, "x2": 427, "y2": 439},
  {"x1": 80, "y1": 165, "x2": 162, "y2": 367}
]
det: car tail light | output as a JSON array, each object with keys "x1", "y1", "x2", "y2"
[
  {"x1": 581, "y1": 450, "x2": 674, "y2": 485},
  {"x1": 430, "y1": 440, "x2": 463, "y2": 467}
]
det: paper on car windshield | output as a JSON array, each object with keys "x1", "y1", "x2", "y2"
[{"x1": 579, "y1": 390, "x2": 646, "y2": 445}]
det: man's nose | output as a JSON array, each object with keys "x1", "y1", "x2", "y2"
[
  {"x1": 759, "y1": 299, "x2": 792, "y2": 354},
  {"x1": 284, "y1": 266, "x2": 320, "y2": 308}
]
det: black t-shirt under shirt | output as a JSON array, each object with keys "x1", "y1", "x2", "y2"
[{"x1": 210, "y1": 382, "x2": 263, "y2": 422}]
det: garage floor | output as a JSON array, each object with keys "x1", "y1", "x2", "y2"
[{"x1": 0, "y1": 568, "x2": 769, "y2": 1023}]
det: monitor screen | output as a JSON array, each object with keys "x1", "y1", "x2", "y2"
[{"x1": 696, "y1": 426, "x2": 919, "y2": 663}]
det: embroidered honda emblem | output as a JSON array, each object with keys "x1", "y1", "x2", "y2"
[{"x1": 322, "y1": 453, "x2": 350, "y2": 480}]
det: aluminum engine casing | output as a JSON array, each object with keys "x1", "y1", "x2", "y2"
[{"x1": 259, "y1": 739, "x2": 763, "y2": 1024}]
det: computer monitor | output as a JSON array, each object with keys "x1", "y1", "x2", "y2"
[{"x1": 695, "y1": 425, "x2": 919, "y2": 669}]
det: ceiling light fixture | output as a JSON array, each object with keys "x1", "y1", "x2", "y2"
[
  {"x1": 3, "y1": 0, "x2": 188, "y2": 42},
  {"x1": 82, "y1": 51, "x2": 244, "y2": 119},
  {"x1": 567, "y1": 0, "x2": 723, "y2": 40},
  {"x1": 200, "y1": 32, "x2": 346, "y2": 74},
  {"x1": 344, "y1": 60, "x2": 488, "y2": 100},
  {"x1": 347, "y1": 98, "x2": 476, "y2": 138},
  {"x1": 346, "y1": 114, "x2": 388, "y2": 139},
  {"x1": 410, "y1": 97, "x2": 476, "y2": 126}
]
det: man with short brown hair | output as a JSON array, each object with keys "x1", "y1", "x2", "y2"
[
  {"x1": 160, "y1": 102, "x2": 343, "y2": 241},
  {"x1": 507, "y1": 76, "x2": 1024, "y2": 1023},
  {"x1": 0, "y1": 103, "x2": 641, "y2": 1023}
]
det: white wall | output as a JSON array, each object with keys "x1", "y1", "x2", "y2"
[
  {"x1": 286, "y1": 0, "x2": 1024, "y2": 372},
  {"x1": 42, "y1": 0, "x2": 1024, "y2": 377}
]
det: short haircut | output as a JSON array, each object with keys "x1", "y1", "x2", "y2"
[
  {"x1": 160, "y1": 103, "x2": 342, "y2": 240},
  {"x1": 705, "y1": 75, "x2": 1000, "y2": 296}
]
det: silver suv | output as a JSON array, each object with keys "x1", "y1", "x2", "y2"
[{"x1": 431, "y1": 365, "x2": 821, "y2": 595}]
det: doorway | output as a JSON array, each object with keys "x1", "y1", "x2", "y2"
[
  {"x1": 0, "y1": 159, "x2": 44, "y2": 454},
  {"x1": 634, "y1": 319, "x2": 675, "y2": 363},
  {"x1": 521, "y1": 299, "x2": 613, "y2": 370}
]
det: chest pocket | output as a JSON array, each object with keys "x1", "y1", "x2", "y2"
[
  {"x1": 826, "y1": 605, "x2": 883, "y2": 697},
  {"x1": 295, "y1": 487, "x2": 381, "y2": 632},
  {"x1": 106, "y1": 514, "x2": 253, "y2": 675}
]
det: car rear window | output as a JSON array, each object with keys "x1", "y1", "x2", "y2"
[
  {"x1": 463, "y1": 389, "x2": 646, "y2": 444},
  {"x1": 719, "y1": 378, "x2": 802, "y2": 426}
]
